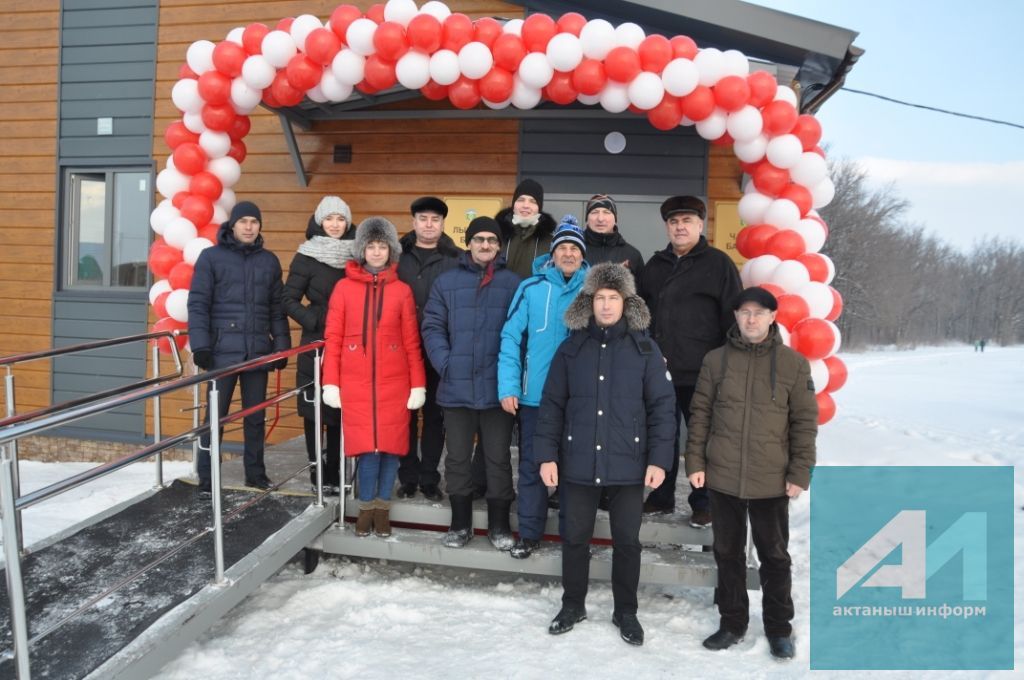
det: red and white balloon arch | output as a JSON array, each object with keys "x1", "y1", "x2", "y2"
[{"x1": 147, "y1": 0, "x2": 846, "y2": 423}]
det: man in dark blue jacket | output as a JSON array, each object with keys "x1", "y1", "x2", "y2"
[
  {"x1": 536, "y1": 263, "x2": 676, "y2": 647},
  {"x1": 188, "y1": 201, "x2": 291, "y2": 497}
]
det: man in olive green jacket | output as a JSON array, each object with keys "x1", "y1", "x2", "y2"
[{"x1": 685, "y1": 287, "x2": 818, "y2": 661}]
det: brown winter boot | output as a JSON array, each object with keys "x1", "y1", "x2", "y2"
[
  {"x1": 373, "y1": 499, "x2": 392, "y2": 538},
  {"x1": 355, "y1": 503, "x2": 374, "y2": 537}
]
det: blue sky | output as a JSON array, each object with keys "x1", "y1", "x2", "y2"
[{"x1": 747, "y1": 0, "x2": 1024, "y2": 252}]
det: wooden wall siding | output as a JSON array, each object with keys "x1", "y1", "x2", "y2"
[
  {"x1": 0, "y1": 3, "x2": 60, "y2": 417},
  {"x1": 706, "y1": 145, "x2": 744, "y2": 244}
]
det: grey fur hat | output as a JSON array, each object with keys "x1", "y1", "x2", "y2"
[
  {"x1": 564, "y1": 262, "x2": 651, "y2": 331},
  {"x1": 354, "y1": 216, "x2": 401, "y2": 265}
]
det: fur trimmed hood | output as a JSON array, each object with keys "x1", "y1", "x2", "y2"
[
  {"x1": 564, "y1": 262, "x2": 651, "y2": 331},
  {"x1": 354, "y1": 216, "x2": 401, "y2": 265}
]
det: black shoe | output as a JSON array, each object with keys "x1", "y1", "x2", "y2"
[
  {"x1": 768, "y1": 635, "x2": 795, "y2": 659},
  {"x1": 642, "y1": 499, "x2": 673, "y2": 514},
  {"x1": 420, "y1": 483, "x2": 444, "y2": 501},
  {"x1": 324, "y1": 484, "x2": 341, "y2": 497},
  {"x1": 487, "y1": 498, "x2": 514, "y2": 551},
  {"x1": 612, "y1": 612, "x2": 644, "y2": 646},
  {"x1": 510, "y1": 538, "x2": 540, "y2": 559},
  {"x1": 546, "y1": 491, "x2": 559, "y2": 509},
  {"x1": 396, "y1": 482, "x2": 417, "y2": 499},
  {"x1": 702, "y1": 628, "x2": 745, "y2": 651},
  {"x1": 245, "y1": 475, "x2": 273, "y2": 490},
  {"x1": 196, "y1": 481, "x2": 212, "y2": 500},
  {"x1": 444, "y1": 495, "x2": 474, "y2": 548},
  {"x1": 548, "y1": 606, "x2": 587, "y2": 635},
  {"x1": 689, "y1": 509, "x2": 712, "y2": 528}
]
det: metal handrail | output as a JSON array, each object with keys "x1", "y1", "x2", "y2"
[{"x1": 0, "y1": 330, "x2": 186, "y2": 368}]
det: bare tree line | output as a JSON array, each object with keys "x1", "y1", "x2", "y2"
[{"x1": 820, "y1": 159, "x2": 1024, "y2": 349}]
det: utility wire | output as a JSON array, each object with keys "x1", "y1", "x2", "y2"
[{"x1": 840, "y1": 87, "x2": 1024, "y2": 131}]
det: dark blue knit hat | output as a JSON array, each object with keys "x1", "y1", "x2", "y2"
[
  {"x1": 550, "y1": 215, "x2": 586, "y2": 254},
  {"x1": 229, "y1": 201, "x2": 262, "y2": 228}
]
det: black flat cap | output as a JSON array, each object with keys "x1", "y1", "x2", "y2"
[
  {"x1": 732, "y1": 287, "x2": 779, "y2": 311},
  {"x1": 660, "y1": 195, "x2": 706, "y2": 221},
  {"x1": 410, "y1": 196, "x2": 448, "y2": 218}
]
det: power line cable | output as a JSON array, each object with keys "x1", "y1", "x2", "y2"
[{"x1": 840, "y1": 87, "x2": 1024, "y2": 131}]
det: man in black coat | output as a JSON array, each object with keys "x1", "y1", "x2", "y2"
[
  {"x1": 396, "y1": 196, "x2": 461, "y2": 501},
  {"x1": 495, "y1": 179, "x2": 558, "y2": 279},
  {"x1": 582, "y1": 194, "x2": 645, "y2": 279},
  {"x1": 639, "y1": 196, "x2": 742, "y2": 526},
  {"x1": 188, "y1": 201, "x2": 291, "y2": 497},
  {"x1": 536, "y1": 263, "x2": 676, "y2": 647}
]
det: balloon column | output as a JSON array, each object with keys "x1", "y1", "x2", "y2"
[{"x1": 147, "y1": 0, "x2": 844, "y2": 421}]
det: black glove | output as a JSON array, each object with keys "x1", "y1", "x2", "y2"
[
  {"x1": 192, "y1": 350, "x2": 212, "y2": 370},
  {"x1": 270, "y1": 357, "x2": 288, "y2": 372}
]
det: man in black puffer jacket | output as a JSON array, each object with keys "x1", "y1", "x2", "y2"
[
  {"x1": 495, "y1": 179, "x2": 558, "y2": 279},
  {"x1": 188, "y1": 201, "x2": 291, "y2": 497},
  {"x1": 582, "y1": 194, "x2": 645, "y2": 281}
]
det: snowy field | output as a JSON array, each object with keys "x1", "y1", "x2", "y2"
[{"x1": 6, "y1": 345, "x2": 1022, "y2": 678}]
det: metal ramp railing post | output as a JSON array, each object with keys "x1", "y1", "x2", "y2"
[
  {"x1": 151, "y1": 343, "x2": 164, "y2": 490},
  {"x1": 3, "y1": 366, "x2": 24, "y2": 554},
  {"x1": 191, "y1": 363, "x2": 200, "y2": 478},
  {"x1": 313, "y1": 348, "x2": 323, "y2": 508},
  {"x1": 207, "y1": 381, "x2": 227, "y2": 585},
  {"x1": 1, "y1": 457, "x2": 31, "y2": 679}
]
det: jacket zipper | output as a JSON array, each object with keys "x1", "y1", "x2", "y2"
[{"x1": 371, "y1": 274, "x2": 379, "y2": 453}]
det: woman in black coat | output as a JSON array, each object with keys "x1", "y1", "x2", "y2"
[{"x1": 282, "y1": 196, "x2": 355, "y2": 492}]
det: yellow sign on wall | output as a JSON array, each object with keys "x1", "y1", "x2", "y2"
[
  {"x1": 443, "y1": 196, "x2": 504, "y2": 246},
  {"x1": 715, "y1": 200, "x2": 746, "y2": 267}
]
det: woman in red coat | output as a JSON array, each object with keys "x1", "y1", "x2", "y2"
[{"x1": 322, "y1": 217, "x2": 426, "y2": 538}]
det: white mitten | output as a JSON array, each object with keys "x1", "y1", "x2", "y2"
[
  {"x1": 406, "y1": 387, "x2": 426, "y2": 410},
  {"x1": 322, "y1": 384, "x2": 341, "y2": 409}
]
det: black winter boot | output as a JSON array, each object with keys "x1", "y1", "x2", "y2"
[
  {"x1": 443, "y1": 494, "x2": 474, "y2": 548},
  {"x1": 487, "y1": 498, "x2": 514, "y2": 551}
]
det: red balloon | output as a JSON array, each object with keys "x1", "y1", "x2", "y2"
[
  {"x1": 572, "y1": 58, "x2": 607, "y2": 95},
  {"x1": 407, "y1": 13, "x2": 443, "y2": 53},
  {"x1": 811, "y1": 145, "x2": 826, "y2": 158},
  {"x1": 638, "y1": 35, "x2": 672, "y2": 73},
  {"x1": 286, "y1": 54, "x2": 322, "y2": 92},
  {"x1": 521, "y1": 13, "x2": 556, "y2": 52},
  {"x1": 212, "y1": 41, "x2": 247, "y2": 77},
  {"x1": 442, "y1": 13, "x2": 474, "y2": 52},
  {"x1": 228, "y1": 139, "x2": 247, "y2": 163},
  {"x1": 202, "y1": 103, "x2": 237, "y2": 131},
  {"x1": 276, "y1": 17, "x2": 294, "y2": 33},
  {"x1": 604, "y1": 46, "x2": 641, "y2": 83},
  {"x1": 670, "y1": 35, "x2": 698, "y2": 60},
  {"x1": 825, "y1": 286, "x2": 843, "y2": 322},
  {"x1": 761, "y1": 100, "x2": 798, "y2": 136},
  {"x1": 305, "y1": 28, "x2": 341, "y2": 66},
  {"x1": 738, "y1": 160, "x2": 760, "y2": 176},
  {"x1": 543, "y1": 71, "x2": 577, "y2": 105},
  {"x1": 752, "y1": 162, "x2": 790, "y2": 197},
  {"x1": 420, "y1": 80, "x2": 449, "y2": 101},
  {"x1": 758, "y1": 283, "x2": 786, "y2": 299},
  {"x1": 329, "y1": 5, "x2": 362, "y2": 43},
  {"x1": 242, "y1": 23, "x2": 269, "y2": 55},
  {"x1": 556, "y1": 12, "x2": 587, "y2": 36},
  {"x1": 790, "y1": 317, "x2": 835, "y2": 360},
  {"x1": 774, "y1": 294, "x2": 809, "y2": 330},
  {"x1": 153, "y1": 317, "x2": 188, "y2": 355},
  {"x1": 766, "y1": 229, "x2": 806, "y2": 259},
  {"x1": 199, "y1": 223, "x2": 220, "y2": 242},
  {"x1": 823, "y1": 355, "x2": 847, "y2": 392},
  {"x1": 164, "y1": 121, "x2": 199, "y2": 150},
  {"x1": 791, "y1": 114, "x2": 823, "y2": 151},
  {"x1": 747, "y1": 71, "x2": 777, "y2": 108},
  {"x1": 198, "y1": 70, "x2": 231, "y2": 106},
  {"x1": 172, "y1": 143, "x2": 207, "y2": 176},
  {"x1": 479, "y1": 67, "x2": 514, "y2": 103},
  {"x1": 815, "y1": 391, "x2": 836, "y2": 425},
  {"x1": 149, "y1": 244, "x2": 183, "y2": 279},
  {"x1": 150, "y1": 236, "x2": 167, "y2": 251},
  {"x1": 713, "y1": 75, "x2": 750, "y2": 112},
  {"x1": 168, "y1": 261, "x2": 195, "y2": 290},
  {"x1": 178, "y1": 64, "x2": 198, "y2": 80},
  {"x1": 189, "y1": 171, "x2": 222, "y2": 200},
  {"x1": 171, "y1": 191, "x2": 189, "y2": 209},
  {"x1": 373, "y1": 21, "x2": 409, "y2": 62},
  {"x1": 228, "y1": 115, "x2": 251, "y2": 140},
  {"x1": 473, "y1": 17, "x2": 502, "y2": 47},
  {"x1": 796, "y1": 253, "x2": 830, "y2": 283},
  {"x1": 737, "y1": 224, "x2": 778, "y2": 258},
  {"x1": 681, "y1": 85, "x2": 715, "y2": 121},
  {"x1": 492, "y1": 33, "x2": 527, "y2": 72},
  {"x1": 780, "y1": 183, "x2": 813, "y2": 217},
  {"x1": 365, "y1": 4, "x2": 385, "y2": 24},
  {"x1": 711, "y1": 131, "x2": 734, "y2": 147},
  {"x1": 180, "y1": 195, "x2": 214, "y2": 228},
  {"x1": 447, "y1": 76, "x2": 480, "y2": 110},
  {"x1": 152, "y1": 291, "x2": 170, "y2": 319},
  {"x1": 647, "y1": 94, "x2": 682, "y2": 131},
  {"x1": 363, "y1": 54, "x2": 398, "y2": 90},
  {"x1": 269, "y1": 70, "x2": 304, "y2": 107}
]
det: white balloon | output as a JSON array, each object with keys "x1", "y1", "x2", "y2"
[
  {"x1": 790, "y1": 151, "x2": 829, "y2": 187},
  {"x1": 511, "y1": 76, "x2": 541, "y2": 109},
  {"x1": 290, "y1": 14, "x2": 324, "y2": 52},
  {"x1": 740, "y1": 258, "x2": 755, "y2": 288},
  {"x1": 429, "y1": 49, "x2": 460, "y2": 86},
  {"x1": 777, "y1": 323, "x2": 792, "y2": 348},
  {"x1": 241, "y1": 55, "x2": 276, "y2": 90},
  {"x1": 579, "y1": 19, "x2": 615, "y2": 60},
  {"x1": 770, "y1": 260, "x2": 810, "y2": 292},
  {"x1": 763, "y1": 198, "x2": 801, "y2": 230},
  {"x1": 598, "y1": 82, "x2": 630, "y2": 113},
  {"x1": 627, "y1": 72, "x2": 664, "y2": 110},
  {"x1": 182, "y1": 111, "x2": 207, "y2": 134},
  {"x1": 734, "y1": 134, "x2": 768, "y2": 163},
  {"x1": 166, "y1": 289, "x2": 190, "y2": 322},
  {"x1": 320, "y1": 71, "x2": 354, "y2": 101},
  {"x1": 726, "y1": 105, "x2": 763, "y2": 142},
  {"x1": 458, "y1": 42, "x2": 493, "y2": 80},
  {"x1": 346, "y1": 19, "x2": 378, "y2": 57},
  {"x1": 199, "y1": 130, "x2": 231, "y2": 159},
  {"x1": 420, "y1": 1, "x2": 452, "y2": 21},
  {"x1": 695, "y1": 109, "x2": 727, "y2": 140},
  {"x1": 395, "y1": 50, "x2": 431, "y2": 90},
  {"x1": 384, "y1": 0, "x2": 419, "y2": 27},
  {"x1": 230, "y1": 78, "x2": 262, "y2": 113},
  {"x1": 332, "y1": 49, "x2": 366, "y2": 86},
  {"x1": 811, "y1": 177, "x2": 836, "y2": 209},
  {"x1": 613, "y1": 22, "x2": 645, "y2": 49},
  {"x1": 679, "y1": 115, "x2": 695, "y2": 127},
  {"x1": 546, "y1": 33, "x2": 583, "y2": 72},
  {"x1": 208, "y1": 156, "x2": 241, "y2": 188},
  {"x1": 212, "y1": 204, "x2": 228, "y2": 224},
  {"x1": 694, "y1": 47, "x2": 725, "y2": 86},
  {"x1": 766, "y1": 134, "x2": 804, "y2": 169},
  {"x1": 150, "y1": 203, "x2": 180, "y2": 235},
  {"x1": 156, "y1": 168, "x2": 190, "y2": 200},
  {"x1": 738, "y1": 191, "x2": 772, "y2": 225},
  {"x1": 501, "y1": 18, "x2": 523, "y2": 36},
  {"x1": 183, "y1": 237, "x2": 214, "y2": 265},
  {"x1": 261, "y1": 30, "x2": 298, "y2": 68},
  {"x1": 224, "y1": 27, "x2": 245, "y2": 45},
  {"x1": 171, "y1": 78, "x2": 203, "y2": 114},
  {"x1": 825, "y1": 320, "x2": 842, "y2": 356},
  {"x1": 483, "y1": 97, "x2": 511, "y2": 110},
  {"x1": 808, "y1": 359, "x2": 828, "y2": 394},
  {"x1": 793, "y1": 218, "x2": 827, "y2": 253},
  {"x1": 164, "y1": 217, "x2": 198, "y2": 250},
  {"x1": 577, "y1": 92, "x2": 601, "y2": 106},
  {"x1": 818, "y1": 253, "x2": 836, "y2": 284},
  {"x1": 518, "y1": 52, "x2": 553, "y2": 89},
  {"x1": 748, "y1": 255, "x2": 782, "y2": 286},
  {"x1": 186, "y1": 40, "x2": 215, "y2": 75},
  {"x1": 149, "y1": 279, "x2": 173, "y2": 304},
  {"x1": 797, "y1": 281, "x2": 834, "y2": 319},
  {"x1": 661, "y1": 58, "x2": 699, "y2": 97},
  {"x1": 774, "y1": 85, "x2": 798, "y2": 106},
  {"x1": 721, "y1": 49, "x2": 750, "y2": 77}
]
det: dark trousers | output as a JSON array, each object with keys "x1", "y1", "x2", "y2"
[
  {"x1": 645, "y1": 384, "x2": 706, "y2": 511},
  {"x1": 514, "y1": 406, "x2": 546, "y2": 540},
  {"x1": 303, "y1": 418, "x2": 341, "y2": 486},
  {"x1": 399, "y1": 362, "x2": 445, "y2": 486},
  {"x1": 561, "y1": 482, "x2": 643, "y2": 615},
  {"x1": 443, "y1": 407, "x2": 513, "y2": 500},
  {"x1": 198, "y1": 370, "x2": 269, "y2": 484},
  {"x1": 709, "y1": 489, "x2": 794, "y2": 637}
]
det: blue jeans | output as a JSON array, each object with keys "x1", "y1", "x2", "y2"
[
  {"x1": 356, "y1": 453, "x2": 400, "y2": 502},
  {"x1": 516, "y1": 406, "x2": 548, "y2": 540}
]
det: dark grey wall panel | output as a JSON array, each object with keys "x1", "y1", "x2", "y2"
[
  {"x1": 63, "y1": 6, "x2": 158, "y2": 28},
  {"x1": 61, "y1": 99, "x2": 154, "y2": 120},
  {"x1": 61, "y1": 44, "x2": 155, "y2": 64},
  {"x1": 62, "y1": 62, "x2": 155, "y2": 83}
]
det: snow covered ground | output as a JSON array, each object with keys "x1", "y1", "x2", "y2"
[{"x1": 6, "y1": 346, "x2": 1022, "y2": 677}]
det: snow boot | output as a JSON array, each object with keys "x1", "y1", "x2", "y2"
[
  {"x1": 612, "y1": 611, "x2": 645, "y2": 646},
  {"x1": 355, "y1": 503, "x2": 374, "y2": 537},
  {"x1": 487, "y1": 498, "x2": 514, "y2": 551},
  {"x1": 768, "y1": 636, "x2": 795, "y2": 659},
  {"x1": 548, "y1": 605, "x2": 587, "y2": 635},
  {"x1": 510, "y1": 537, "x2": 540, "y2": 559},
  {"x1": 373, "y1": 499, "x2": 392, "y2": 538},
  {"x1": 443, "y1": 494, "x2": 474, "y2": 548}
]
